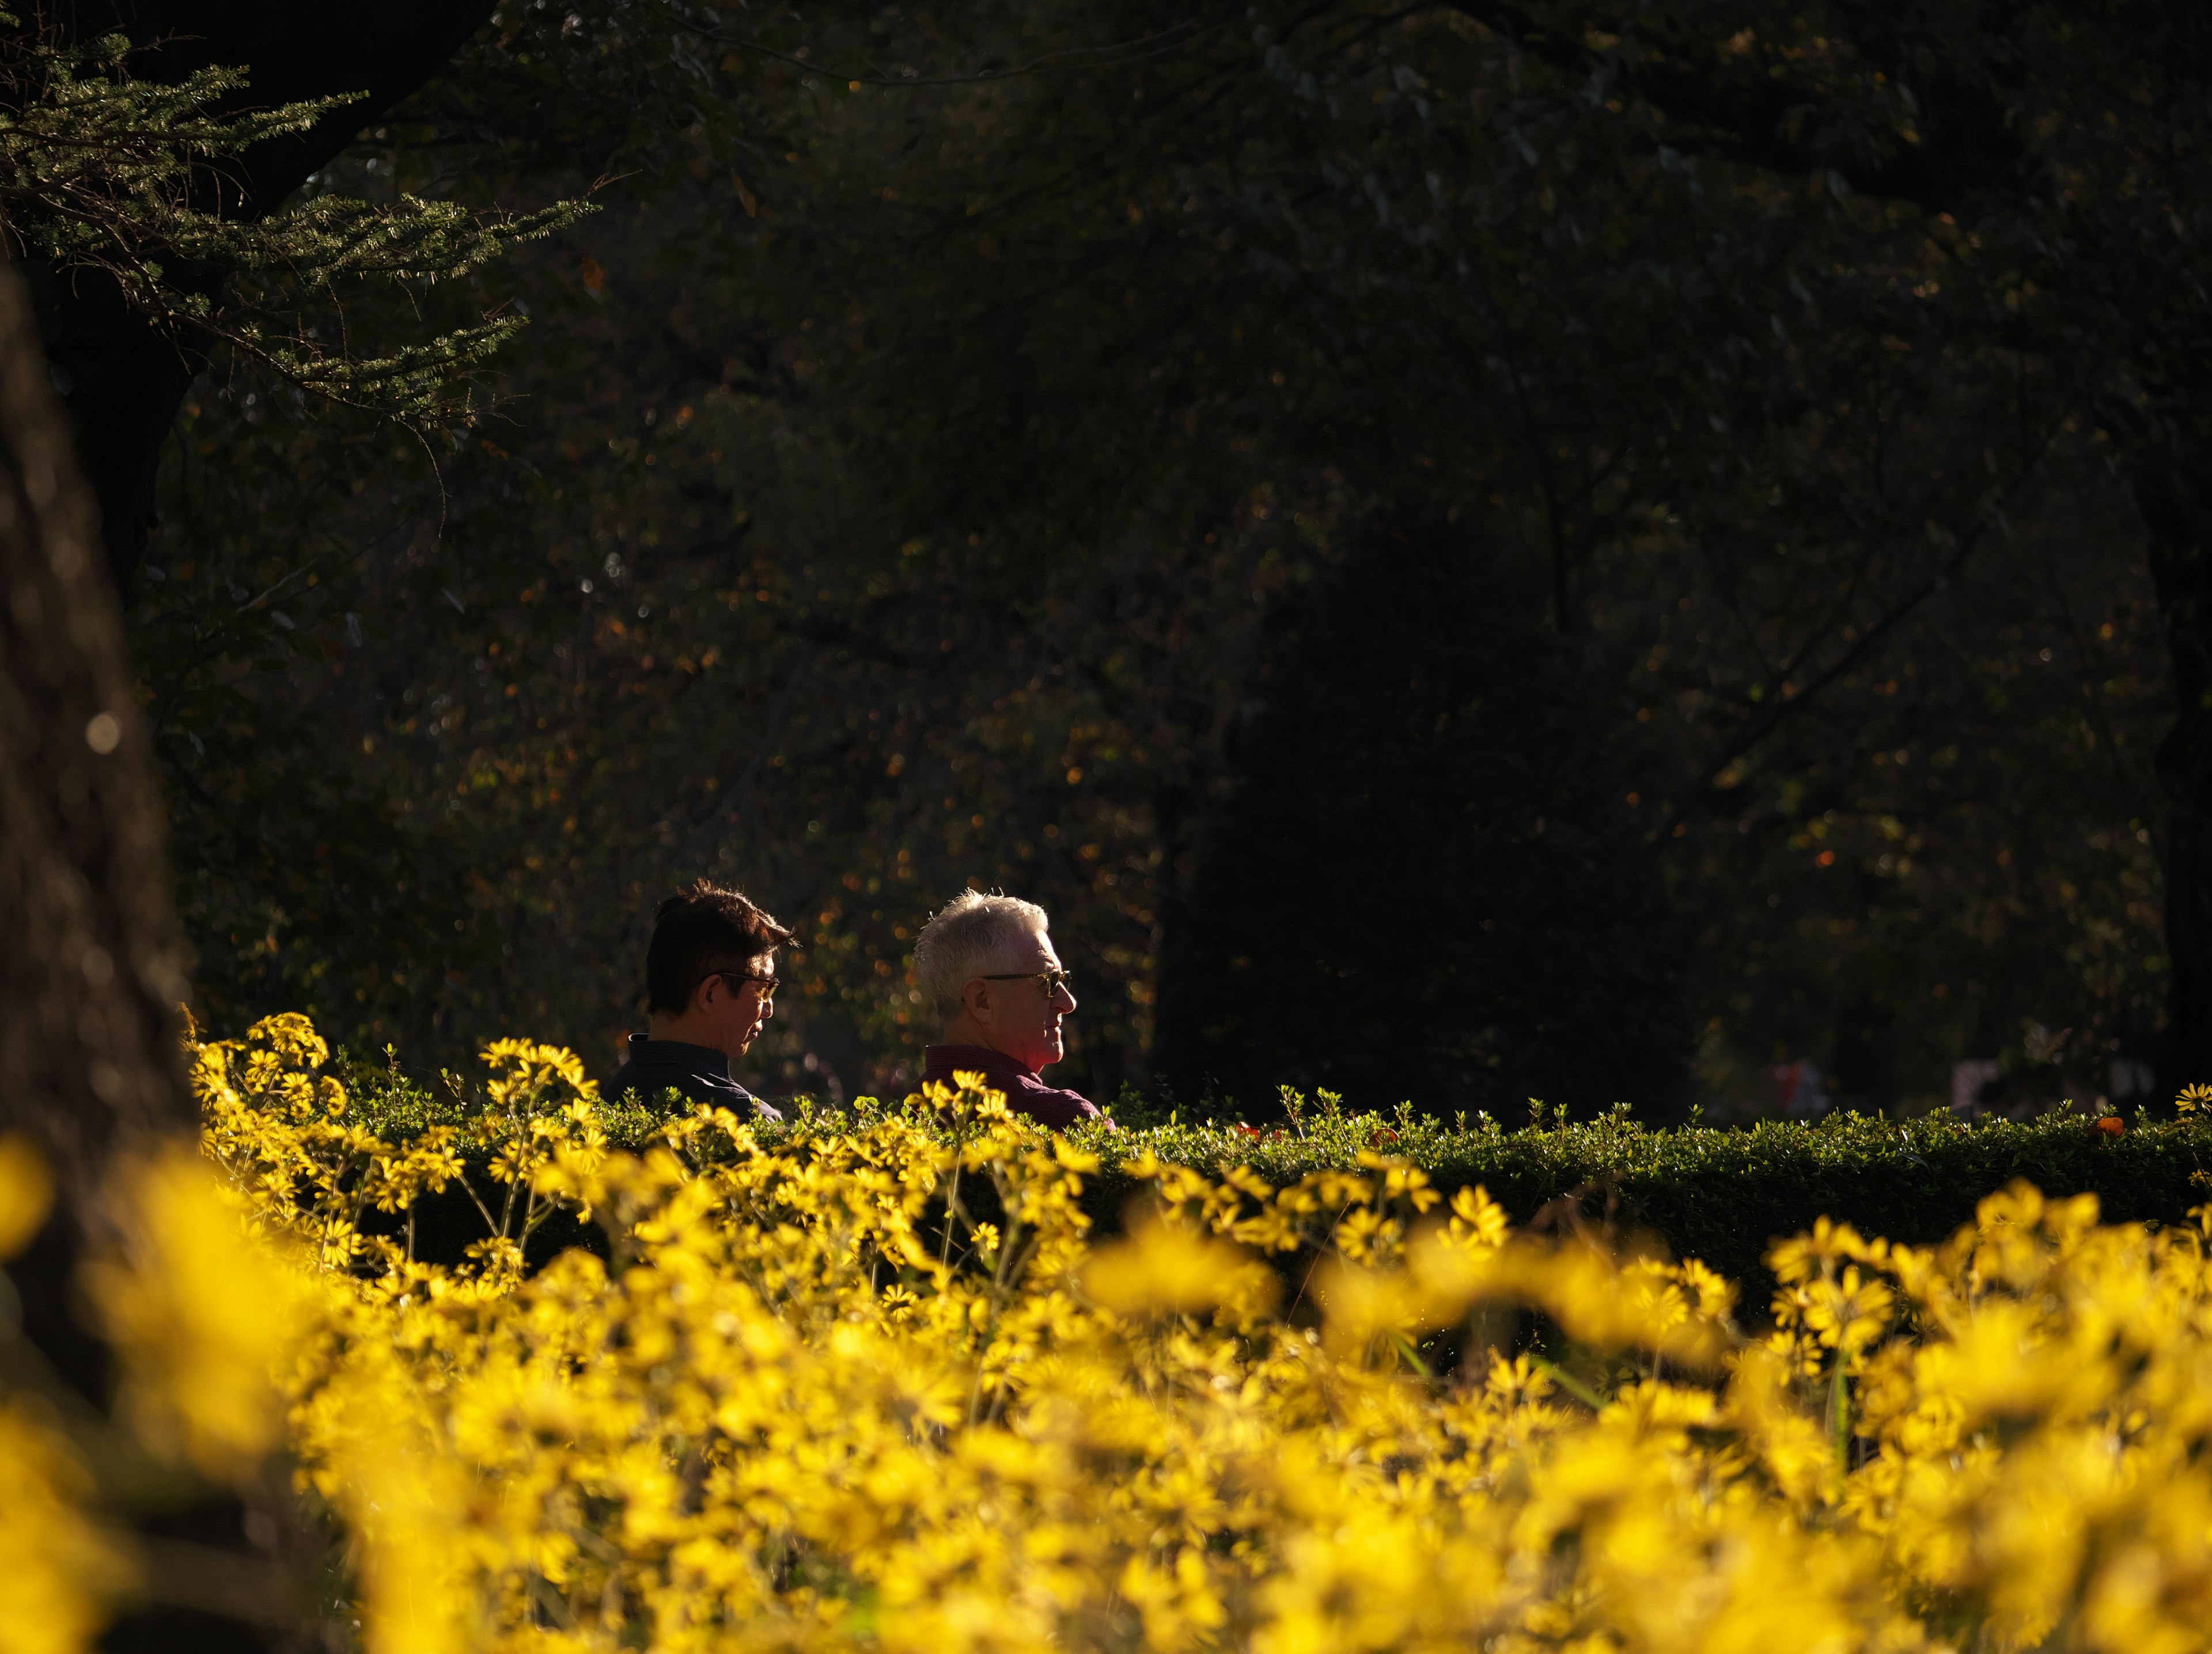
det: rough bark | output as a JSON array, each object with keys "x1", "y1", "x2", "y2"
[
  {"x1": 0, "y1": 257, "x2": 192, "y2": 1209},
  {"x1": 38, "y1": 1, "x2": 500, "y2": 593},
  {"x1": 0, "y1": 252, "x2": 315, "y2": 1653},
  {"x1": 0, "y1": 0, "x2": 498, "y2": 1430}
]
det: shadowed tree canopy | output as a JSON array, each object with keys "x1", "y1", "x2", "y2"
[
  {"x1": 0, "y1": 0, "x2": 2179, "y2": 1126},
  {"x1": 36, "y1": 0, "x2": 502, "y2": 589}
]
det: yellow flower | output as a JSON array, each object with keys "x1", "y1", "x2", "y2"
[
  {"x1": 79, "y1": 1148, "x2": 313, "y2": 1477},
  {"x1": 1082, "y1": 1219, "x2": 1278, "y2": 1320},
  {"x1": 0, "y1": 1407, "x2": 127, "y2": 1654},
  {"x1": 0, "y1": 1133, "x2": 54, "y2": 1260},
  {"x1": 21, "y1": 1010, "x2": 2212, "y2": 1654}
]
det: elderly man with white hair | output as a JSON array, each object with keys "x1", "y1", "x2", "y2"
[{"x1": 911, "y1": 889, "x2": 1108, "y2": 1128}]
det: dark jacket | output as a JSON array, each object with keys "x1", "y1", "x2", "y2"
[
  {"x1": 920, "y1": 1044, "x2": 1108, "y2": 1129},
  {"x1": 608, "y1": 1036, "x2": 782, "y2": 1122}
]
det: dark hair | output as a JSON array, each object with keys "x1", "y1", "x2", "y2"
[{"x1": 645, "y1": 879, "x2": 795, "y2": 1015}]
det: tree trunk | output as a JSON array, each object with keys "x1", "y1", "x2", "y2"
[
  {"x1": 2135, "y1": 452, "x2": 2212, "y2": 1089},
  {"x1": 0, "y1": 253, "x2": 305, "y2": 1651},
  {"x1": 1151, "y1": 512, "x2": 1691, "y2": 1122},
  {"x1": 0, "y1": 257, "x2": 192, "y2": 1215}
]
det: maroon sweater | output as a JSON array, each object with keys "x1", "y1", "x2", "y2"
[{"x1": 920, "y1": 1044, "x2": 1109, "y2": 1129}]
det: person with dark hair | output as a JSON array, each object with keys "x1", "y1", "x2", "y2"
[{"x1": 609, "y1": 879, "x2": 794, "y2": 1120}]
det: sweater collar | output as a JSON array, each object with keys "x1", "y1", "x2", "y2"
[{"x1": 922, "y1": 1042, "x2": 1038, "y2": 1081}]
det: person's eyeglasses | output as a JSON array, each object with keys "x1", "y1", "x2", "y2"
[
  {"x1": 977, "y1": 969, "x2": 1073, "y2": 999},
  {"x1": 719, "y1": 972, "x2": 778, "y2": 1000}
]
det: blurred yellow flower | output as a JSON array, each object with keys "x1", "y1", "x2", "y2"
[
  {"x1": 79, "y1": 1148, "x2": 310, "y2": 1477},
  {"x1": 0, "y1": 1132, "x2": 54, "y2": 1260},
  {"x1": 0, "y1": 1406, "x2": 126, "y2": 1654},
  {"x1": 1084, "y1": 1217, "x2": 1278, "y2": 1319}
]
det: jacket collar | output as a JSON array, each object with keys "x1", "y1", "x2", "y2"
[{"x1": 626, "y1": 1034, "x2": 732, "y2": 1077}]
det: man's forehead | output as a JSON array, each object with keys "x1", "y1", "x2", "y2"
[{"x1": 1005, "y1": 928, "x2": 1059, "y2": 968}]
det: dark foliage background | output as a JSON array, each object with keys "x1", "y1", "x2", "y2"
[
  {"x1": 1154, "y1": 512, "x2": 1690, "y2": 1118},
  {"x1": 107, "y1": 0, "x2": 2206, "y2": 1117}
]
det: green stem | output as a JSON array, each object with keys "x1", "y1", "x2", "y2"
[
  {"x1": 1532, "y1": 1355, "x2": 1607, "y2": 1410},
  {"x1": 1828, "y1": 1360, "x2": 1852, "y2": 1480},
  {"x1": 939, "y1": 1123, "x2": 965, "y2": 1270},
  {"x1": 1389, "y1": 1330, "x2": 1434, "y2": 1378}
]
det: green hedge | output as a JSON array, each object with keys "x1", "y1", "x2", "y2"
[
  {"x1": 1067, "y1": 1103, "x2": 2212, "y2": 1305},
  {"x1": 342, "y1": 1060, "x2": 2212, "y2": 1308}
]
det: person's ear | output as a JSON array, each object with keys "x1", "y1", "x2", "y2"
[
  {"x1": 692, "y1": 973, "x2": 723, "y2": 1016},
  {"x1": 962, "y1": 977, "x2": 992, "y2": 1022}
]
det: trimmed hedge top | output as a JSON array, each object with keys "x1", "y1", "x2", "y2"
[
  {"x1": 1071, "y1": 1103, "x2": 2207, "y2": 1296},
  {"x1": 341, "y1": 1053, "x2": 2212, "y2": 1306}
]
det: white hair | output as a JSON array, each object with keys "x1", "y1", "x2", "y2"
[{"x1": 912, "y1": 890, "x2": 1050, "y2": 1021}]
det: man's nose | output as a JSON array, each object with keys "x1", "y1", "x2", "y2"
[{"x1": 1052, "y1": 984, "x2": 1077, "y2": 1014}]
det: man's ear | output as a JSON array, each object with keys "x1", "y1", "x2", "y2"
[
  {"x1": 691, "y1": 973, "x2": 724, "y2": 1016},
  {"x1": 961, "y1": 977, "x2": 993, "y2": 1022}
]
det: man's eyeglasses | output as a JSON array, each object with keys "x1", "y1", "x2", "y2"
[
  {"x1": 718, "y1": 972, "x2": 778, "y2": 1000},
  {"x1": 976, "y1": 969, "x2": 1073, "y2": 999}
]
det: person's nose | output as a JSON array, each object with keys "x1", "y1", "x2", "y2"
[{"x1": 1052, "y1": 982, "x2": 1076, "y2": 1015}]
